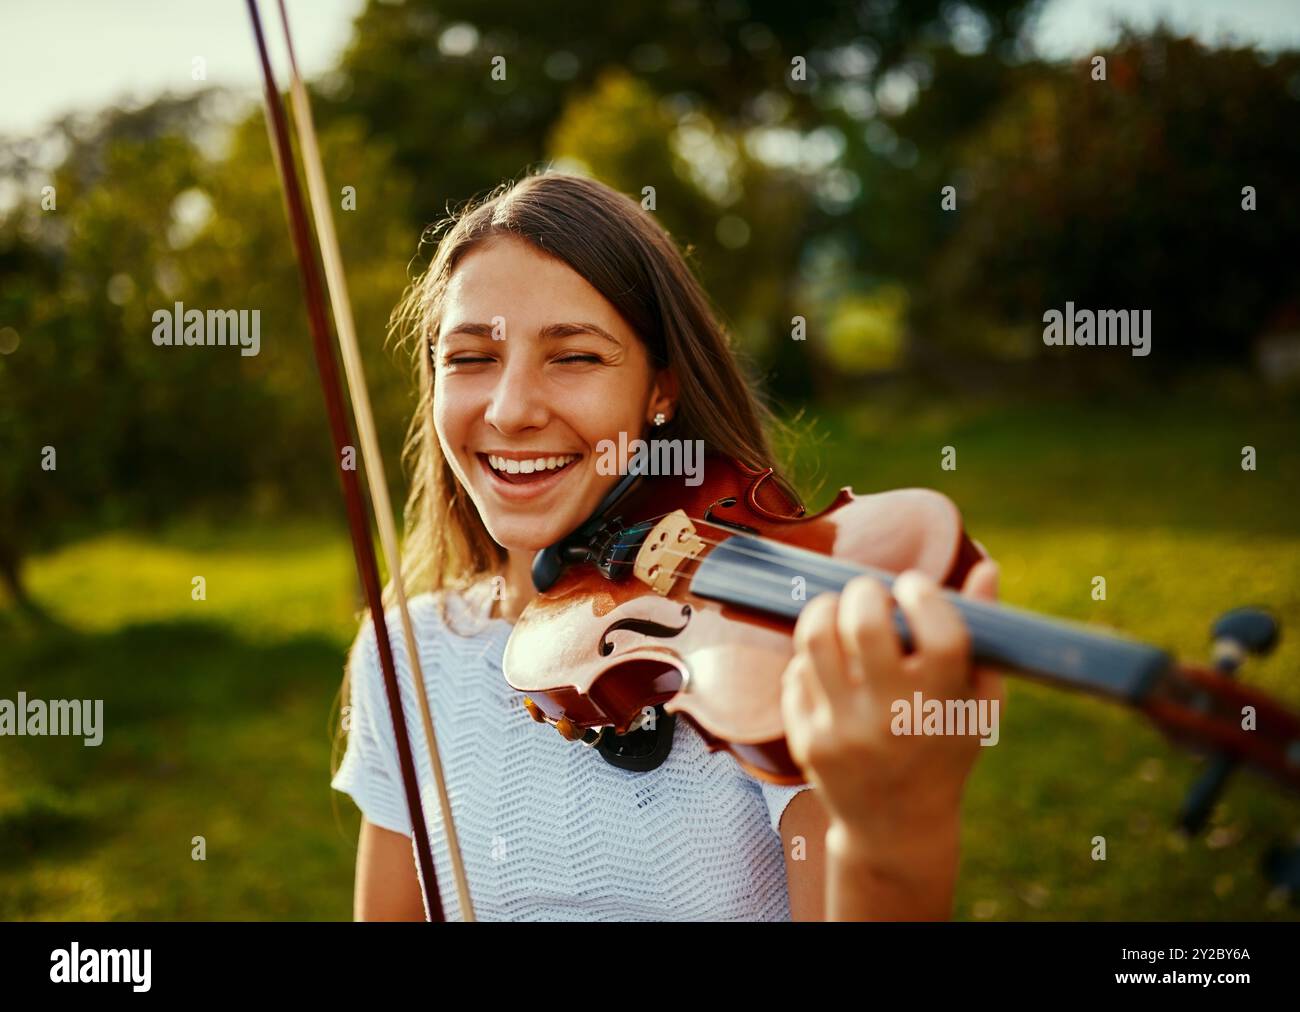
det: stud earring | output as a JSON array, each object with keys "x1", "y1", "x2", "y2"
[{"x1": 653, "y1": 411, "x2": 667, "y2": 426}]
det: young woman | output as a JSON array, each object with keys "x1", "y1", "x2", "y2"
[{"x1": 330, "y1": 171, "x2": 1002, "y2": 921}]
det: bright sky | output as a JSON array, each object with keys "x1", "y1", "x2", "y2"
[
  {"x1": 1, "y1": 0, "x2": 1297, "y2": 137},
  {"x1": 1, "y1": 0, "x2": 366, "y2": 135},
  {"x1": 1032, "y1": 0, "x2": 1300, "y2": 57}
]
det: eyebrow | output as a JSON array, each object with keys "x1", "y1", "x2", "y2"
[{"x1": 441, "y1": 321, "x2": 621, "y2": 344}]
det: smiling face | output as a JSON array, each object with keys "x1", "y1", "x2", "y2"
[{"x1": 433, "y1": 236, "x2": 675, "y2": 552}]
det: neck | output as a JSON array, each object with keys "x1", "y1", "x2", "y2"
[{"x1": 496, "y1": 549, "x2": 540, "y2": 623}]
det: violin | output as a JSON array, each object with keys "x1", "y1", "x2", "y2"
[{"x1": 504, "y1": 454, "x2": 1300, "y2": 846}]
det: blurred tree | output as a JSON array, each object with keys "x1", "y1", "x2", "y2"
[
  {"x1": 327, "y1": 0, "x2": 1042, "y2": 397},
  {"x1": 1, "y1": 97, "x2": 217, "y2": 612},
  {"x1": 0, "y1": 93, "x2": 418, "y2": 608},
  {"x1": 908, "y1": 29, "x2": 1300, "y2": 373}
]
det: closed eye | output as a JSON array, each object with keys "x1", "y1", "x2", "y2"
[{"x1": 441, "y1": 352, "x2": 603, "y2": 367}]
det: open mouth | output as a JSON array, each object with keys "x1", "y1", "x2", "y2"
[{"x1": 477, "y1": 452, "x2": 581, "y2": 487}]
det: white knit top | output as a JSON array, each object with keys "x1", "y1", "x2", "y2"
[{"x1": 331, "y1": 588, "x2": 813, "y2": 921}]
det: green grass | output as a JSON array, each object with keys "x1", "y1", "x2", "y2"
[
  {"x1": 0, "y1": 525, "x2": 362, "y2": 920},
  {"x1": 2, "y1": 383, "x2": 1299, "y2": 920}
]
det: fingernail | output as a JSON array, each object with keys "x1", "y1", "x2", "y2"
[{"x1": 892, "y1": 569, "x2": 930, "y2": 605}]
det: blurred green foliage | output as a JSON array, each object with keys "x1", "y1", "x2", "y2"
[{"x1": 915, "y1": 33, "x2": 1300, "y2": 371}]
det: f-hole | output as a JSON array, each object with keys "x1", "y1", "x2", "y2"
[
  {"x1": 599, "y1": 604, "x2": 693, "y2": 657},
  {"x1": 704, "y1": 497, "x2": 760, "y2": 535}
]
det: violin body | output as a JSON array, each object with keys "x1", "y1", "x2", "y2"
[{"x1": 504, "y1": 455, "x2": 986, "y2": 784}]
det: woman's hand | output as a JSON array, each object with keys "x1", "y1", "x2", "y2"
[{"x1": 780, "y1": 562, "x2": 1002, "y2": 847}]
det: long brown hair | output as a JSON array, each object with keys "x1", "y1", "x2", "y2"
[
  {"x1": 387, "y1": 169, "x2": 787, "y2": 604},
  {"x1": 331, "y1": 169, "x2": 793, "y2": 786}
]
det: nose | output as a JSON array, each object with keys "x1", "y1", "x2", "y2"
[{"x1": 484, "y1": 350, "x2": 549, "y2": 434}]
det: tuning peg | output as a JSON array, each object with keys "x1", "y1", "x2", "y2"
[
  {"x1": 522, "y1": 696, "x2": 547, "y2": 723},
  {"x1": 1211, "y1": 608, "x2": 1280, "y2": 660},
  {"x1": 552, "y1": 715, "x2": 603, "y2": 747},
  {"x1": 1179, "y1": 610, "x2": 1281, "y2": 837},
  {"x1": 554, "y1": 715, "x2": 582, "y2": 741}
]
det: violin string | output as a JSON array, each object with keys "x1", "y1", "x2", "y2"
[
  {"x1": 577, "y1": 507, "x2": 908, "y2": 597},
  {"x1": 580, "y1": 512, "x2": 1112, "y2": 676},
  {"x1": 637, "y1": 513, "x2": 869, "y2": 580},
  {"x1": 637, "y1": 517, "x2": 877, "y2": 585},
  {"x1": 589, "y1": 505, "x2": 940, "y2": 590},
  {"x1": 635, "y1": 541, "x2": 1019, "y2": 641},
  {"x1": 579, "y1": 512, "x2": 1228, "y2": 737},
  {"x1": 637, "y1": 535, "x2": 1010, "y2": 625},
  {"x1": 641, "y1": 536, "x2": 1102, "y2": 654},
  {"x1": 647, "y1": 540, "x2": 871, "y2": 594}
]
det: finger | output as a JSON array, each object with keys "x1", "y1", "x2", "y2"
[
  {"x1": 974, "y1": 666, "x2": 1005, "y2": 708},
  {"x1": 780, "y1": 654, "x2": 818, "y2": 739},
  {"x1": 893, "y1": 569, "x2": 971, "y2": 690},
  {"x1": 960, "y1": 558, "x2": 999, "y2": 603},
  {"x1": 838, "y1": 574, "x2": 902, "y2": 686},
  {"x1": 792, "y1": 592, "x2": 845, "y2": 708}
]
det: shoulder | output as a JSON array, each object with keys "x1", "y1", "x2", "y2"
[
  {"x1": 347, "y1": 588, "x2": 499, "y2": 686},
  {"x1": 350, "y1": 588, "x2": 491, "y2": 654},
  {"x1": 754, "y1": 776, "x2": 815, "y2": 836}
]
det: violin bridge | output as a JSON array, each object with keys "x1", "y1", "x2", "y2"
[{"x1": 634, "y1": 509, "x2": 705, "y2": 595}]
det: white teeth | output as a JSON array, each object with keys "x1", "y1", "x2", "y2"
[{"x1": 486, "y1": 453, "x2": 577, "y2": 475}]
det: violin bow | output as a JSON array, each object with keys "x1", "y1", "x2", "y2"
[{"x1": 245, "y1": 0, "x2": 475, "y2": 921}]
